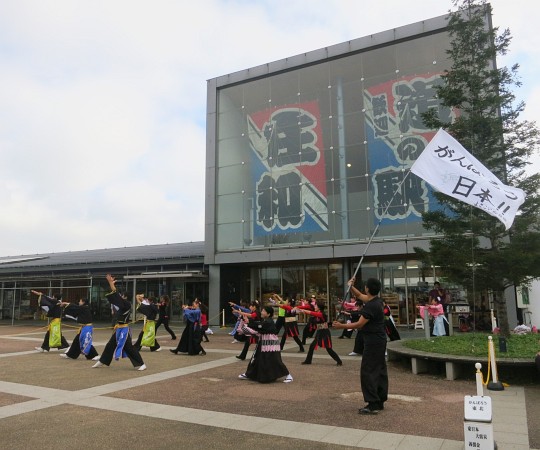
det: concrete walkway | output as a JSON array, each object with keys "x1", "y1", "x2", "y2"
[{"x1": 0, "y1": 324, "x2": 536, "y2": 449}]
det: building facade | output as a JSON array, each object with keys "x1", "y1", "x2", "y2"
[{"x1": 204, "y1": 12, "x2": 522, "y2": 328}]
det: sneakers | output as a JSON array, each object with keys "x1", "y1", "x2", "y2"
[
  {"x1": 358, "y1": 403, "x2": 381, "y2": 415},
  {"x1": 137, "y1": 364, "x2": 147, "y2": 371},
  {"x1": 60, "y1": 354, "x2": 68, "y2": 359},
  {"x1": 35, "y1": 347, "x2": 44, "y2": 352},
  {"x1": 92, "y1": 361, "x2": 104, "y2": 368},
  {"x1": 155, "y1": 348, "x2": 162, "y2": 352},
  {"x1": 348, "y1": 352, "x2": 360, "y2": 356},
  {"x1": 231, "y1": 339, "x2": 239, "y2": 344},
  {"x1": 238, "y1": 373, "x2": 248, "y2": 380},
  {"x1": 283, "y1": 374, "x2": 293, "y2": 383},
  {"x1": 91, "y1": 356, "x2": 100, "y2": 361}
]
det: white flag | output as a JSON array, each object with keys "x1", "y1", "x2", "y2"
[{"x1": 410, "y1": 128, "x2": 525, "y2": 230}]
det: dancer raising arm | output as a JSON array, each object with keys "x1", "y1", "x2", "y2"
[
  {"x1": 234, "y1": 300, "x2": 261, "y2": 361},
  {"x1": 155, "y1": 295, "x2": 176, "y2": 340},
  {"x1": 238, "y1": 306, "x2": 293, "y2": 384},
  {"x1": 133, "y1": 295, "x2": 161, "y2": 352},
  {"x1": 170, "y1": 299, "x2": 205, "y2": 356},
  {"x1": 297, "y1": 301, "x2": 342, "y2": 366},
  {"x1": 31, "y1": 290, "x2": 70, "y2": 352},
  {"x1": 62, "y1": 298, "x2": 99, "y2": 361},
  {"x1": 274, "y1": 294, "x2": 304, "y2": 353},
  {"x1": 92, "y1": 274, "x2": 146, "y2": 371}
]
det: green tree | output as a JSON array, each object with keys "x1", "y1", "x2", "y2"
[{"x1": 419, "y1": 0, "x2": 540, "y2": 336}]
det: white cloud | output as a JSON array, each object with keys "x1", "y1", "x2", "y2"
[{"x1": 0, "y1": 0, "x2": 538, "y2": 255}]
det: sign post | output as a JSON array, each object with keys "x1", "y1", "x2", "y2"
[{"x1": 464, "y1": 374, "x2": 494, "y2": 449}]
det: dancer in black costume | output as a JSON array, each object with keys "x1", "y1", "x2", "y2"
[
  {"x1": 62, "y1": 298, "x2": 99, "y2": 360},
  {"x1": 92, "y1": 274, "x2": 146, "y2": 371},
  {"x1": 170, "y1": 299, "x2": 205, "y2": 355},
  {"x1": 238, "y1": 306, "x2": 293, "y2": 383}
]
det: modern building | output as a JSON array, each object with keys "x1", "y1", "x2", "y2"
[{"x1": 205, "y1": 12, "x2": 470, "y2": 327}]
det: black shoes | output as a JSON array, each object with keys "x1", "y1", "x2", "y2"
[
  {"x1": 200, "y1": 350, "x2": 206, "y2": 356},
  {"x1": 336, "y1": 361, "x2": 343, "y2": 366},
  {"x1": 235, "y1": 355, "x2": 245, "y2": 360},
  {"x1": 358, "y1": 403, "x2": 383, "y2": 415},
  {"x1": 169, "y1": 349, "x2": 178, "y2": 354}
]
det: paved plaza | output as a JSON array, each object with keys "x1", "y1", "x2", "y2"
[{"x1": 0, "y1": 322, "x2": 538, "y2": 449}]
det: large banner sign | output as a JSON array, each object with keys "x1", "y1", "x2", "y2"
[
  {"x1": 364, "y1": 74, "x2": 454, "y2": 223},
  {"x1": 247, "y1": 101, "x2": 328, "y2": 236},
  {"x1": 411, "y1": 128, "x2": 525, "y2": 230}
]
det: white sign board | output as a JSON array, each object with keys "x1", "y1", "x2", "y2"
[
  {"x1": 464, "y1": 422, "x2": 494, "y2": 449},
  {"x1": 464, "y1": 395, "x2": 492, "y2": 422}
]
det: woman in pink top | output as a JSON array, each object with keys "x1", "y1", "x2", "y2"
[{"x1": 338, "y1": 297, "x2": 360, "y2": 339}]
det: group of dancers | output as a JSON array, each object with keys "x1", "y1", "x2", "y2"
[
  {"x1": 31, "y1": 277, "x2": 397, "y2": 389},
  {"x1": 228, "y1": 291, "x2": 403, "y2": 384},
  {"x1": 32, "y1": 274, "x2": 209, "y2": 371},
  {"x1": 229, "y1": 293, "x2": 347, "y2": 384}
]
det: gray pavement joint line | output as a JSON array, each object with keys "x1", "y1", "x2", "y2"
[
  {"x1": 70, "y1": 395, "x2": 459, "y2": 450},
  {"x1": 79, "y1": 356, "x2": 241, "y2": 395},
  {"x1": 0, "y1": 398, "x2": 65, "y2": 419},
  {"x1": 0, "y1": 350, "x2": 40, "y2": 358},
  {"x1": 0, "y1": 363, "x2": 465, "y2": 450}
]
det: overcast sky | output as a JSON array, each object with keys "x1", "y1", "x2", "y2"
[{"x1": 0, "y1": 0, "x2": 538, "y2": 256}]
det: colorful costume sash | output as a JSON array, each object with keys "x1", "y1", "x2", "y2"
[
  {"x1": 49, "y1": 318, "x2": 62, "y2": 348},
  {"x1": 114, "y1": 324, "x2": 130, "y2": 360},
  {"x1": 79, "y1": 325, "x2": 93, "y2": 355},
  {"x1": 141, "y1": 320, "x2": 156, "y2": 347}
]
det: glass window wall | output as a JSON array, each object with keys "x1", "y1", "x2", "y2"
[{"x1": 214, "y1": 30, "x2": 453, "y2": 252}]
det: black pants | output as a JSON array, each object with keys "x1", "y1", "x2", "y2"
[
  {"x1": 99, "y1": 328, "x2": 144, "y2": 367},
  {"x1": 40, "y1": 330, "x2": 69, "y2": 351},
  {"x1": 280, "y1": 332, "x2": 304, "y2": 352},
  {"x1": 303, "y1": 340, "x2": 342, "y2": 364},
  {"x1": 301, "y1": 325, "x2": 315, "y2": 345},
  {"x1": 237, "y1": 339, "x2": 252, "y2": 360},
  {"x1": 360, "y1": 339, "x2": 388, "y2": 406},
  {"x1": 155, "y1": 316, "x2": 176, "y2": 339},
  {"x1": 340, "y1": 328, "x2": 354, "y2": 338},
  {"x1": 133, "y1": 330, "x2": 161, "y2": 351},
  {"x1": 353, "y1": 330, "x2": 365, "y2": 354},
  {"x1": 274, "y1": 316, "x2": 285, "y2": 335},
  {"x1": 66, "y1": 332, "x2": 98, "y2": 359},
  {"x1": 340, "y1": 313, "x2": 360, "y2": 339}
]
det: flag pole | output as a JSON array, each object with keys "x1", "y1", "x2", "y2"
[{"x1": 344, "y1": 169, "x2": 413, "y2": 299}]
